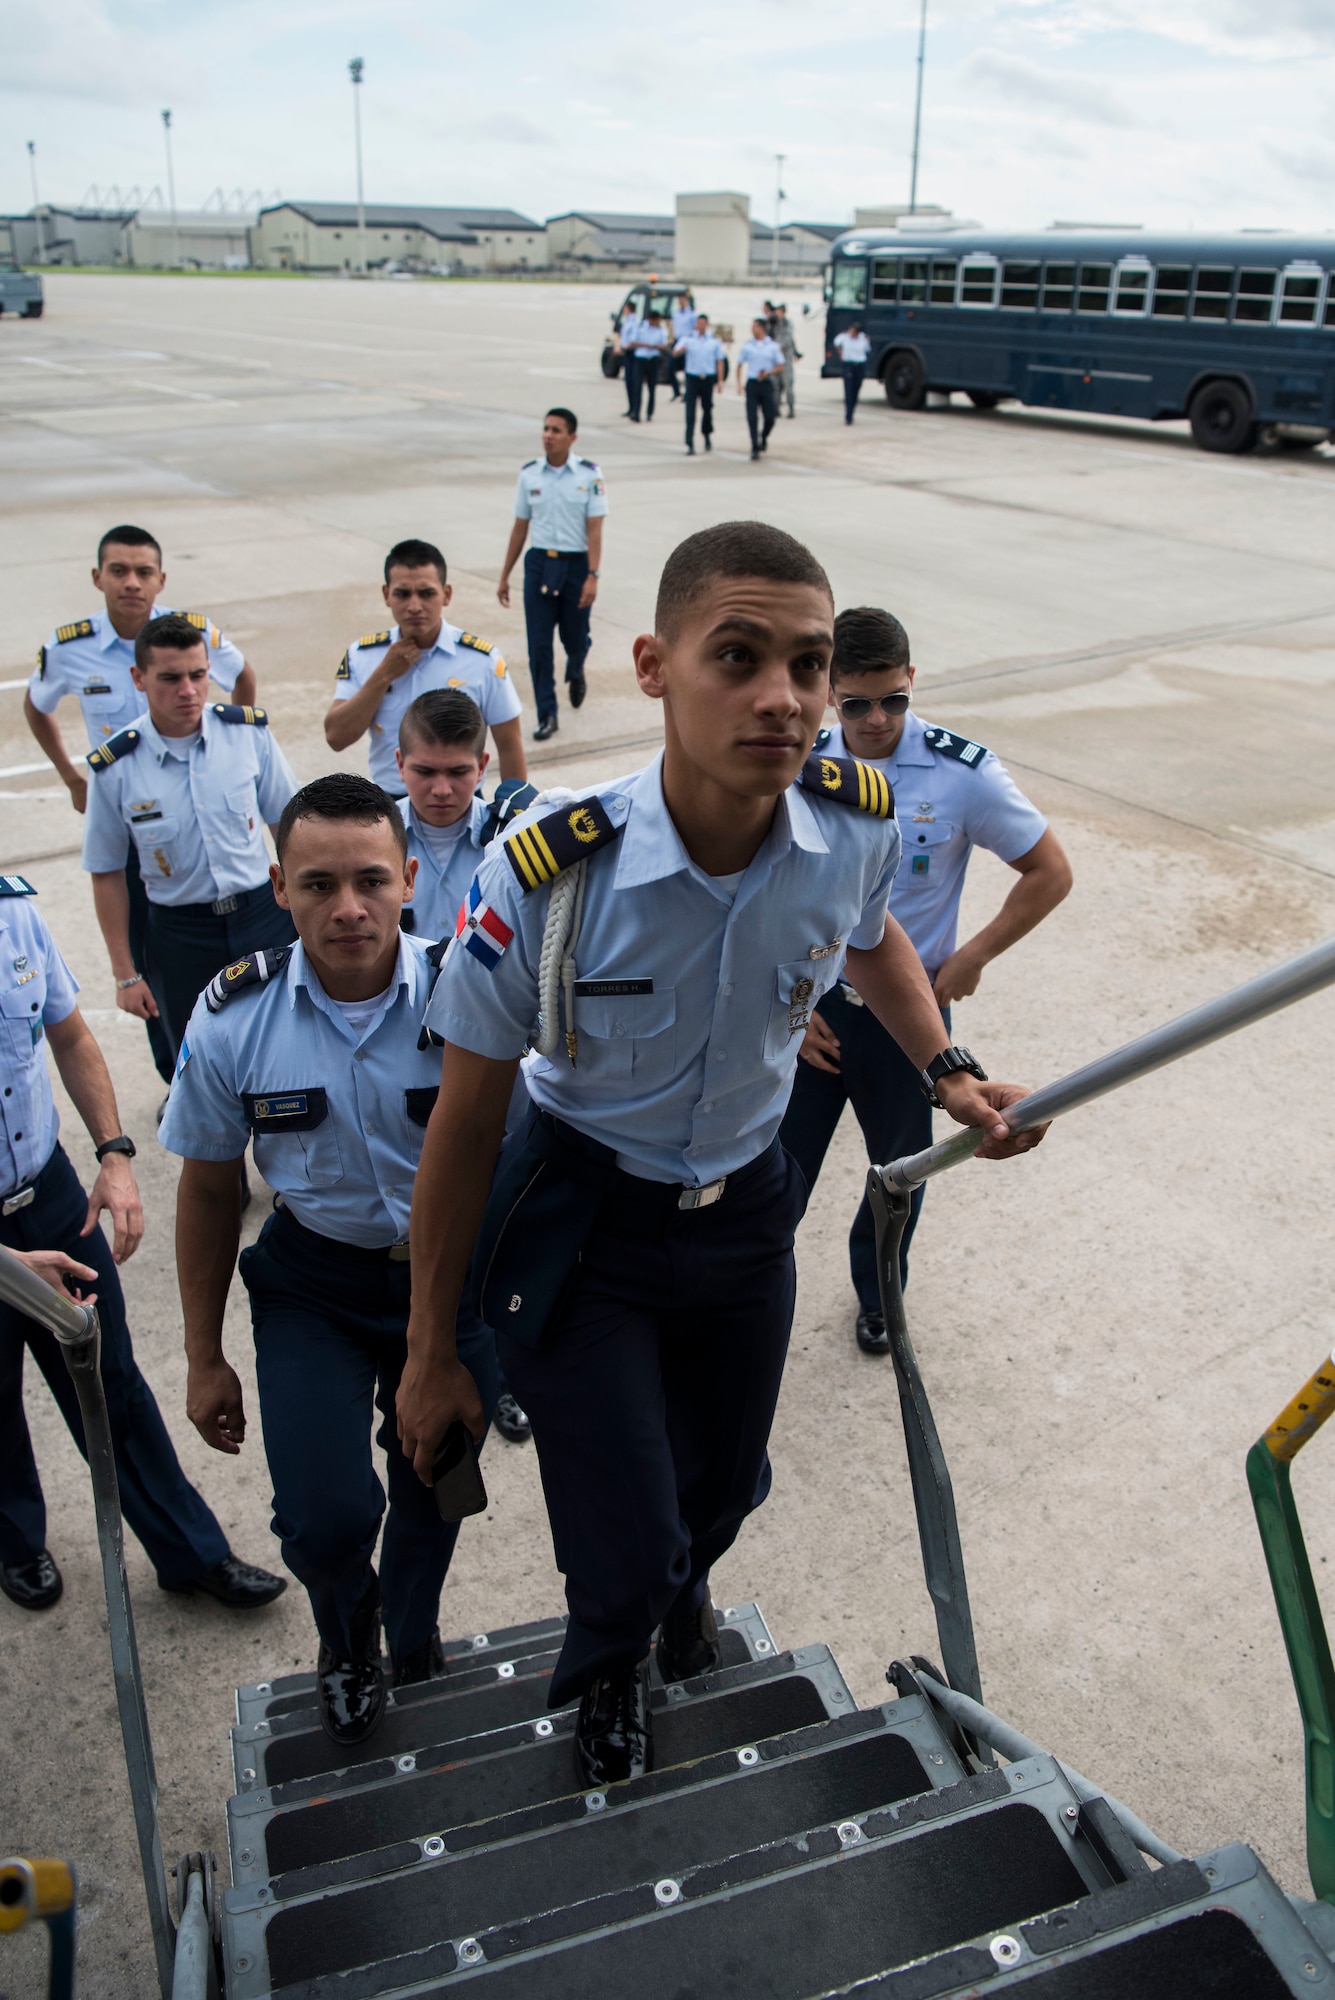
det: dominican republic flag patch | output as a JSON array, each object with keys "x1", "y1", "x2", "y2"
[{"x1": 456, "y1": 879, "x2": 514, "y2": 969}]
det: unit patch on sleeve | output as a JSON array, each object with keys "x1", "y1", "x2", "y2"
[
  {"x1": 922, "y1": 726, "x2": 987, "y2": 768},
  {"x1": 503, "y1": 796, "x2": 620, "y2": 889},
  {"x1": 335, "y1": 651, "x2": 352, "y2": 681},
  {"x1": 797, "y1": 754, "x2": 894, "y2": 819},
  {"x1": 455, "y1": 879, "x2": 514, "y2": 968}
]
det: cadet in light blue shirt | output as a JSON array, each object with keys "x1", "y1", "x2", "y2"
[
  {"x1": 398, "y1": 522, "x2": 1036, "y2": 1788},
  {"x1": 394, "y1": 689, "x2": 494, "y2": 945},
  {"x1": 627, "y1": 310, "x2": 668, "y2": 422},
  {"x1": 82, "y1": 615, "x2": 298, "y2": 1061},
  {"x1": 498, "y1": 408, "x2": 608, "y2": 741},
  {"x1": 161, "y1": 773, "x2": 502, "y2": 1738},
  {"x1": 781, "y1": 604, "x2": 1071, "y2": 1353},
  {"x1": 674, "y1": 313, "x2": 727, "y2": 456},
  {"x1": 737, "y1": 321, "x2": 785, "y2": 459}
]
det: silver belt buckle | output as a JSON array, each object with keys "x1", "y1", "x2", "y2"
[
  {"x1": 678, "y1": 1177, "x2": 726, "y2": 1212},
  {"x1": 2, "y1": 1186, "x2": 35, "y2": 1217},
  {"x1": 211, "y1": 894, "x2": 239, "y2": 916},
  {"x1": 387, "y1": 1243, "x2": 411, "y2": 1263}
]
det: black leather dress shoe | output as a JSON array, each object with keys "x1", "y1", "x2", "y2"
[
  {"x1": 855, "y1": 1310, "x2": 890, "y2": 1356},
  {"x1": 393, "y1": 1628, "x2": 445, "y2": 1688},
  {"x1": 568, "y1": 675, "x2": 587, "y2": 710},
  {"x1": 318, "y1": 1596, "x2": 387, "y2": 1744},
  {"x1": 657, "y1": 1596, "x2": 721, "y2": 1682},
  {"x1": 1, "y1": 1549, "x2": 62, "y2": 1610},
  {"x1": 533, "y1": 715, "x2": 558, "y2": 742},
  {"x1": 493, "y1": 1391, "x2": 532, "y2": 1445},
  {"x1": 160, "y1": 1554, "x2": 287, "y2": 1607},
  {"x1": 574, "y1": 1660, "x2": 652, "y2": 1787}
]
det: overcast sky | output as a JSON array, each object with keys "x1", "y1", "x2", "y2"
[{"x1": 5, "y1": 0, "x2": 1334, "y2": 235}]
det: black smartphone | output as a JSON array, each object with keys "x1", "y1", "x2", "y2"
[{"x1": 432, "y1": 1421, "x2": 488, "y2": 1523}]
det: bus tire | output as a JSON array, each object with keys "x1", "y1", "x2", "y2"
[
  {"x1": 967, "y1": 389, "x2": 1000, "y2": 410},
  {"x1": 883, "y1": 351, "x2": 927, "y2": 411},
  {"x1": 1188, "y1": 380, "x2": 1256, "y2": 454},
  {"x1": 600, "y1": 346, "x2": 621, "y2": 379}
]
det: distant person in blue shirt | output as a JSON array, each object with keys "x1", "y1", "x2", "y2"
[
  {"x1": 833, "y1": 323, "x2": 872, "y2": 424},
  {"x1": 673, "y1": 313, "x2": 727, "y2": 456},
  {"x1": 736, "y1": 320, "x2": 785, "y2": 460},
  {"x1": 780, "y1": 604, "x2": 1072, "y2": 1354},
  {"x1": 668, "y1": 292, "x2": 697, "y2": 400},
  {"x1": 627, "y1": 310, "x2": 668, "y2": 423},
  {"x1": 498, "y1": 408, "x2": 608, "y2": 742}
]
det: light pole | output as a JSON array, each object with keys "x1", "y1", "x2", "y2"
[
  {"x1": 908, "y1": 0, "x2": 928, "y2": 215},
  {"x1": 160, "y1": 109, "x2": 179, "y2": 267},
  {"x1": 25, "y1": 141, "x2": 44, "y2": 264},
  {"x1": 772, "y1": 153, "x2": 786, "y2": 280},
  {"x1": 349, "y1": 59, "x2": 367, "y2": 275}
]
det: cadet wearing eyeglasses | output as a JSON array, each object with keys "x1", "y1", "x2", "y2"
[{"x1": 779, "y1": 605, "x2": 1072, "y2": 1356}]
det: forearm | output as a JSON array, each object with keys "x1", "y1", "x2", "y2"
[
  {"x1": 586, "y1": 519, "x2": 603, "y2": 572},
  {"x1": 49, "y1": 1019, "x2": 123, "y2": 1148},
  {"x1": 176, "y1": 1161, "x2": 243, "y2": 1361},
  {"x1": 491, "y1": 718, "x2": 527, "y2": 783},
  {"x1": 91, "y1": 871, "x2": 136, "y2": 981},
  {"x1": 323, "y1": 676, "x2": 385, "y2": 750},
  {"x1": 231, "y1": 661, "x2": 258, "y2": 707},
  {"x1": 24, "y1": 695, "x2": 80, "y2": 782},
  {"x1": 961, "y1": 840, "x2": 1072, "y2": 968},
  {"x1": 500, "y1": 520, "x2": 528, "y2": 582},
  {"x1": 407, "y1": 1055, "x2": 517, "y2": 1358},
  {"x1": 844, "y1": 920, "x2": 952, "y2": 1069}
]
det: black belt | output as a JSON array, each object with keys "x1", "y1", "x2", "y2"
[
  {"x1": 272, "y1": 1199, "x2": 410, "y2": 1263},
  {"x1": 531, "y1": 549, "x2": 586, "y2": 561},
  {"x1": 152, "y1": 880, "x2": 274, "y2": 921},
  {"x1": 536, "y1": 1112, "x2": 780, "y2": 1215}
]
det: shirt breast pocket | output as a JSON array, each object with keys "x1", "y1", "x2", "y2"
[
  {"x1": 0, "y1": 982, "x2": 44, "y2": 1065},
  {"x1": 225, "y1": 783, "x2": 258, "y2": 833},
  {"x1": 130, "y1": 815, "x2": 181, "y2": 875},
  {"x1": 902, "y1": 819, "x2": 956, "y2": 882},
  {"x1": 576, "y1": 989, "x2": 676, "y2": 1081},
  {"x1": 81, "y1": 689, "x2": 131, "y2": 732},
  {"x1": 764, "y1": 959, "x2": 841, "y2": 1063},
  {"x1": 243, "y1": 1088, "x2": 344, "y2": 1187}
]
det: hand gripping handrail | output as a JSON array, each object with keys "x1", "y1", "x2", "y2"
[{"x1": 0, "y1": 1246, "x2": 178, "y2": 1995}]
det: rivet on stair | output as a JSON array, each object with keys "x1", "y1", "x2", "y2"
[
  {"x1": 498, "y1": 1662, "x2": 516, "y2": 1679},
  {"x1": 585, "y1": 1791, "x2": 607, "y2": 1813},
  {"x1": 655, "y1": 1879, "x2": 682, "y2": 1906},
  {"x1": 240, "y1": 1768, "x2": 255, "y2": 1783},
  {"x1": 990, "y1": 1936, "x2": 1022, "y2": 1968},
  {"x1": 836, "y1": 1821, "x2": 864, "y2": 1847},
  {"x1": 737, "y1": 1747, "x2": 760, "y2": 1768},
  {"x1": 397, "y1": 1754, "x2": 417, "y2": 1773},
  {"x1": 458, "y1": 1938, "x2": 484, "y2": 1965},
  {"x1": 535, "y1": 1719, "x2": 554, "y2": 1738},
  {"x1": 421, "y1": 1836, "x2": 445, "y2": 1858}
]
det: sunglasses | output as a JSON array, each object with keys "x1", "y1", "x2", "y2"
[{"x1": 835, "y1": 691, "x2": 912, "y2": 720}]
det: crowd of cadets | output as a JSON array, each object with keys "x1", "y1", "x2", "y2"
[
  {"x1": 616, "y1": 296, "x2": 803, "y2": 459},
  {"x1": 3, "y1": 509, "x2": 1065, "y2": 1783}
]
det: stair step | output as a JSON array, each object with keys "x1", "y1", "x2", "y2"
[
  {"x1": 229, "y1": 1645, "x2": 851, "y2": 1886},
  {"x1": 222, "y1": 1694, "x2": 965, "y2": 1999},
  {"x1": 232, "y1": 1612, "x2": 769, "y2": 1793}
]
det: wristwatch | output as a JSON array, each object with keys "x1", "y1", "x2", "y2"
[
  {"x1": 94, "y1": 1135, "x2": 137, "y2": 1163},
  {"x1": 587, "y1": 568, "x2": 600, "y2": 578},
  {"x1": 920, "y1": 1046, "x2": 988, "y2": 1107}
]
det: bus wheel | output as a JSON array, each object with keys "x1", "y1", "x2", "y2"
[
  {"x1": 967, "y1": 390, "x2": 1000, "y2": 410},
  {"x1": 600, "y1": 347, "x2": 621, "y2": 379},
  {"x1": 1188, "y1": 380, "x2": 1256, "y2": 454},
  {"x1": 883, "y1": 351, "x2": 927, "y2": 411}
]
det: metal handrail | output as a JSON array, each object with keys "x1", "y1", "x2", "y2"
[{"x1": 0, "y1": 1245, "x2": 177, "y2": 1995}]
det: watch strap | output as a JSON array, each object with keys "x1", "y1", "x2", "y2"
[
  {"x1": 920, "y1": 1046, "x2": 988, "y2": 1107},
  {"x1": 94, "y1": 1135, "x2": 137, "y2": 1163}
]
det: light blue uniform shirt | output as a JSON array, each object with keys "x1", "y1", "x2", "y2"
[
  {"x1": 425, "y1": 753, "x2": 901, "y2": 1186},
  {"x1": 160, "y1": 936, "x2": 444, "y2": 1247},
  {"x1": 671, "y1": 305, "x2": 698, "y2": 341},
  {"x1": 631, "y1": 322, "x2": 668, "y2": 360},
  {"x1": 823, "y1": 714, "x2": 1047, "y2": 976},
  {"x1": 81, "y1": 706, "x2": 298, "y2": 907},
  {"x1": 399, "y1": 795, "x2": 485, "y2": 945},
  {"x1": 514, "y1": 456, "x2": 608, "y2": 557},
  {"x1": 0, "y1": 893, "x2": 80, "y2": 1198},
  {"x1": 28, "y1": 608, "x2": 244, "y2": 749},
  {"x1": 332, "y1": 622, "x2": 521, "y2": 795},
  {"x1": 739, "y1": 336, "x2": 784, "y2": 382},
  {"x1": 677, "y1": 331, "x2": 726, "y2": 376}
]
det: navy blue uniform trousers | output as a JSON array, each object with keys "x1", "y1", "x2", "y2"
[
  {"x1": 240, "y1": 1206, "x2": 501, "y2": 1665},
  {"x1": 145, "y1": 881, "x2": 297, "y2": 1063},
  {"x1": 522, "y1": 548, "x2": 591, "y2": 727},
  {"x1": 842, "y1": 362, "x2": 866, "y2": 422},
  {"x1": 125, "y1": 844, "x2": 174, "y2": 1085},
  {"x1": 497, "y1": 1132, "x2": 805, "y2": 1707},
  {"x1": 0, "y1": 1145, "x2": 229, "y2": 1580},
  {"x1": 779, "y1": 985, "x2": 940, "y2": 1311}
]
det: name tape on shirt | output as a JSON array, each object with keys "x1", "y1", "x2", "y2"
[{"x1": 455, "y1": 878, "x2": 514, "y2": 969}]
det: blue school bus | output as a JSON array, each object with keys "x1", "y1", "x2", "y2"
[{"x1": 822, "y1": 227, "x2": 1335, "y2": 452}]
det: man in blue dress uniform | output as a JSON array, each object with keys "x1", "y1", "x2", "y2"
[{"x1": 396, "y1": 522, "x2": 1045, "y2": 1787}]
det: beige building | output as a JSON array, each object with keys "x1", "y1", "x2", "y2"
[
  {"x1": 251, "y1": 203, "x2": 546, "y2": 273},
  {"x1": 675, "y1": 192, "x2": 752, "y2": 282}
]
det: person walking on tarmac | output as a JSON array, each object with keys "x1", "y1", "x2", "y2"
[
  {"x1": 395, "y1": 520, "x2": 1044, "y2": 1789},
  {"x1": 161, "y1": 774, "x2": 504, "y2": 1745},
  {"x1": 627, "y1": 310, "x2": 669, "y2": 422},
  {"x1": 834, "y1": 322, "x2": 871, "y2": 424},
  {"x1": 772, "y1": 303, "x2": 801, "y2": 418},
  {"x1": 780, "y1": 606, "x2": 1071, "y2": 1353},
  {"x1": 0, "y1": 883, "x2": 284, "y2": 1614},
  {"x1": 668, "y1": 291, "x2": 696, "y2": 401},
  {"x1": 498, "y1": 409, "x2": 607, "y2": 743},
  {"x1": 674, "y1": 313, "x2": 727, "y2": 456},
  {"x1": 25, "y1": 524, "x2": 259, "y2": 1087},
  {"x1": 737, "y1": 319, "x2": 786, "y2": 460}
]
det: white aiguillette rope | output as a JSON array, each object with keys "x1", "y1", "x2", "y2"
[{"x1": 524, "y1": 788, "x2": 588, "y2": 1066}]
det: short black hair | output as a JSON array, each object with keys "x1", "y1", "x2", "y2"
[
  {"x1": 400, "y1": 688, "x2": 486, "y2": 758},
  {"x1": 831, "y1": 606, "x2": 911, "y2": 680},
  {"x1": 98, "y1": 524, "x2": 162, "y2": 568},
  {"x1": 546, "y1": 406, "x2": 577, "y2": 434},
  {"x1": 655, "y1": 522, "x2": 832, "y2": 641},
  {"x1": 384, "y1": 539, "x2": 447, "y2": 585},
  {"x1": 276, "y1": 772, "x2": 408, "y2": 865},
  {"x1": 133, "y1": 612, "x2": 207, "y2": 670}
]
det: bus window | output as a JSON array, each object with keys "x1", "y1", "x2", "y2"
[
  {"x1": 901, "y1": 259, "x2": 927, "y2": 304},
  {"x1": 1277, "y1": 269, "x2": 1321, "y2": 324},
  {"x1": 1192, "y1": 268, "x2": 1234, "y2": 320},
  {"x1": 871, "y1": 259, "x2": 900, "y2": 303},
  {"x1": 1234, "y1": 270, "x2": 1277, "y2": 323},
  {"x1": 1325, "y1": 279, "x2": 1335, "y2": 328},
  {"x1": 1077, "y1": 263, "x2": 1112, "y2": 313},
  {"x1": 1112, "y1": 264, "x2": 1150, "y2": 315},
  {"x1": 1001, "y1": 262, "x2": 1040, "y2": 309},
  {"x1": 1042, "y1": 262, "x2": 1075, "y2": 311},
  {"x1": 832, "y1": 260, "x2": 868, "y2": 309},
  {"x1": 1152, "y1": 267, "x2": 1190, "y2": 317},
  {"x1": 929, "y1": 260, "x2": 958, "y2": 305},
  {"x1": 958, "y1": 257, "x2": 998, "y2": 308}
]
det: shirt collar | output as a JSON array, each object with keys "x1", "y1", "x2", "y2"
[
  {"x1": 613, "y1": 753, "x2": 827, "y2": 891},
  {"x1": 405, "y1": 795, "x2": 485, "y2": 851},
  {"x1": 287, "y1": 934, "x2": 417, "y2": 1016},
  {"x1": 139, "y1": 704, "x2": 211, "y2": 763},
  {"x1": 889, "y1": 711, "x2": 936, "y2": 769},
  {"x1": 542, "y1": 455, "x2": 574, "y2": 477}
]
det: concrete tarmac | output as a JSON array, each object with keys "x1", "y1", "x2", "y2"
[{"x1": 2, "y1": 274, "x2": 1334, "y2": 1993}]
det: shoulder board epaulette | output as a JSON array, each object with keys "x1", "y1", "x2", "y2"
[
  {"x1": 180, "y1": 612, "x2": 220, "y2": 645},
  {"x1": 356, "y1": 631, "x2": 391, "y2": 650},
  {"x1": 504, "y1": 796, "x2": 621, "y2": 890},
  {"x1": 577, "y1": 456, "x2": 600, "y2": 469},
  {"x1": 797, "y1": 753, "x2": 894, "y2": 819},
  {"x1": 921, "y1": 726, "x2": 987, "y2": 769},
  {"x1": 0, "y1": 874, "x2": 37, "y2": 897},
  {"x1": 212, "y1": 703, "x2": 267, "y2": 726},
  {"x1": 458, "y1": 632, "x2": 493, "y2": 655},
  {"x1": 521, "y1": 457, "x2": 540, "y2": 469},
  {"x1": 481, "y1": 779, "x2": 540, "y2": 848},
  {"x1": 55, "y1": 620, "x2": 94, "y2": 644},
  {"x1": 86, "y1": 728, "x2": 140, "y2": 771},
  {"x1": 814, "y1": 726, "x2": 832, "y2": 751},
  {"x1": 204, "y1": 947, "x2": 292, "y2": 1014}
]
